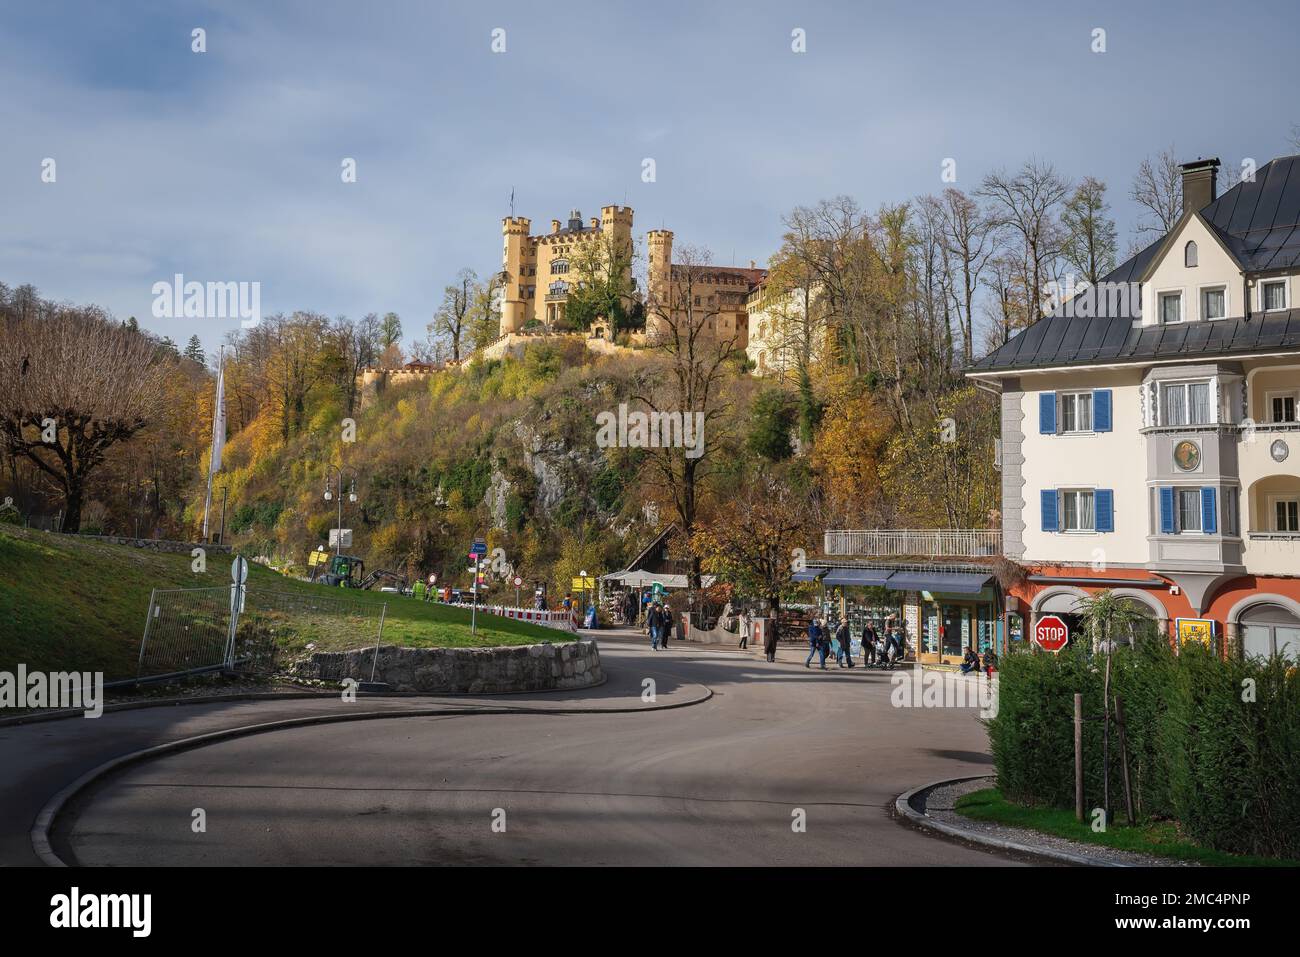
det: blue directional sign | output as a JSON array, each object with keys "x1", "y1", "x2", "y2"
[{"x1": 469, "y1": 538, "x2": 488, "y2": 557}]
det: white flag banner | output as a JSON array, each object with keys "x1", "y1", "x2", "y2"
[{"x1": 209, "y1": 350, "x2": 226, "y2": 475}]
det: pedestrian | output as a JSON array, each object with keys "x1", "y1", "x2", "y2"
[
  {"x1": 862, "y1": 620, "x2": 878, "y2": 666},
  {"x1": 804, "y1": 618, "x2": 822, "y2": 668},
  {"x1": 738, "y1": 610, "x2": 750, "y2": 650},
  {"x1": 661, "y1": 606, "x2": 673, "y2": 647},
  {"x1": 649, "y1": 603, "x2": 662, "y2": 649},
  {"x1": 763, "y1": 618, "x2": 779, "y2": 662},
  {"x1": 834, "y1": 618, "x2": 854, "y2": 668},
  {"x1": 983, "y1": 646, "x2": 999, "y2": 680}
]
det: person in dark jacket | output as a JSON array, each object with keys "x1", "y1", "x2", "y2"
[
  {"x1": 648, "y1": 604, "x2": 662, "y2": 650},
  {"x1": 982, "y1": 647, "x2": 999, "y2": 679},
  {"x1": 805, "y1": 619, "x2": 825, "y2": 669},
  {"x1": 661, "y1": 606, "x2": 673, "y2": 647},
  {"x1": 834, "y1": 619, "x2": 854, "y2": 668},
  {"x1": 763, "y1": 618, "x2": 779, "y2": 662},
  {"x1": 861, "y1": 622, "x2": 878, "y2": 665},
  {"x1": 961, "y1": 646, "x2": 980, "y2": 674}
]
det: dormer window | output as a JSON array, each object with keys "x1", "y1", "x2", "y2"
[
  {"x1": 1184, "y1": 241, "x2": 1198, "y2": 268},
  {"x1": 1261, "y1": 279, "x2": 1288, "y2": 312},
  {"x1": 1159, "y1": 291, "x2": 1184, "y2": 324},
  {"x1": 550, "y1": 259, "x2": 569, "y2": 275}
]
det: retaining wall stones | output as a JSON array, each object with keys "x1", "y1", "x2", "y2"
[{"x1": 292, "y1": 638, "x2": 604, "y2": 694}]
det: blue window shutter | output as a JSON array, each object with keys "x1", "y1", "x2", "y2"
[
  {"x1": 1095, "y1": 489, "x2": 1114, "y2": 532},
  {"x1": 1039, "y1": 393, "x2": 1057, "y2": 434},
  {"x1": 1093, "y1": 389, "x2": 1112, "y2": 432},
  {"x1": 1159, "y1": 487, "x2": 1176, "y2": 534},
  {"x1": 1202, "y1": 487, "x2": 1218, "y2": 534},
  {"x1": 1041, "y1": 489, "x2": 1059, "y2": 532}
]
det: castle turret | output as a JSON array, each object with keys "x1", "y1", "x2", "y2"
[
  {"x1": 646, "y1": 228, "x2": 674, "y2": 341},
  {"x1": 501, "y1": 216, "x2": 531, "y2": 334}
]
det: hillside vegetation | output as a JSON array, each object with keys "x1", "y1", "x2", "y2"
[{"x1": 0, "y1": 525, "x2": 567, "y2": 680}]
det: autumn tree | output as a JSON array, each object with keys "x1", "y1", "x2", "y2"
[
  {"x1": 1061, "y1": 176, "x2": 1119, "y2": 287},
  {"x1": 0, "y1": 306, "x2": 172, "y2": 532},
  {"x1": 432, "y1": 268, "x2": 477, "y2": 362}
]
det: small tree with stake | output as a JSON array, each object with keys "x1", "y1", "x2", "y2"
[{"x1": 1076, "y1": 589, "x2": 1145, "y2": 826}]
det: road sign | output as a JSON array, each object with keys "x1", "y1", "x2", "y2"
[
  {"x1": 231, "y1": 555, "x2": 248, "y2": 584},
  {"x1": 513, "y1": 576, "x2": 523, "y2": 587},
  {"x1": 1033, "y1": 614, "x2": 1070, "y2": 653},
  {"x1": 330, "y1": 528, "x2": 353, "y2": 548},
  {"x1": 470, "y1": 538, "x2": 488, "y2": 557},
  {"x1": 572, "y1": 576, "x2": 597, "y2": 590}
]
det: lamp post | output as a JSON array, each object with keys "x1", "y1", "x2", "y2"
[{"x1": 323, "y1": 465, "x2": 359, "y2": 555}]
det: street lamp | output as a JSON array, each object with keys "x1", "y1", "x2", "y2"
[{"x1": 323, "y1": 464, "x2": 360, "y2": 555}]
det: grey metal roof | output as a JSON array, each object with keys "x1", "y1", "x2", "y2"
[
  {"x1": 970, "y1": 309, "x2": 1300, "y2": 372},
  {"x1": 970, "y1": 155, "x2": 1300, "y2": 375},
  {"x1": 1201, "y1": 156, "x2": 1300, "y2": 272}
]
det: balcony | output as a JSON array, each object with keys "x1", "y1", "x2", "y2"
[{"x1": 823, "y1": 529, "x2": 1003, "y2": 559}]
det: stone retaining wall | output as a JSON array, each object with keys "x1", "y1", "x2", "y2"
[{"x1": 292, "y1": 638, "x2": 603, "y2": 694}]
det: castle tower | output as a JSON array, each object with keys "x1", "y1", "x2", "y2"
[
  {"x1": 646, "y1": 228, "x2": 674, "y2": 339},
  {"x1": 500, "y1": 216, "x2": 531, "y2": 334}
]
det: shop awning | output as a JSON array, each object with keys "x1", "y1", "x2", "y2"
[
  {"x1": 791, "y1": 566, "x2": 827, "y2": 583},
  {"x1": 883, "y1": 571, "x2": 992, "y2": 595},
  {"x1": 822, "y1": 567, "x2": 895, "y2": 587}
]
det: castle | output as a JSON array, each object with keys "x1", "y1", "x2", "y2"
[{"x1": 499, "y1": 204, "x2": 767, "y2": 347}]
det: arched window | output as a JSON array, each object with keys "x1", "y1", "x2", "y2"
[
  {"x1": 1241, "y1": 603, "x2": 1300, "y2": 659},
  {"x1": 550, "y1": 259, "x2": 569, "y2": 275},
  {"x1": 1184, "y1": 240, "x2": 1198, "y2": 268}
]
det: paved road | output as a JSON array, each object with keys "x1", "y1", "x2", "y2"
[{"x1": 20, "y1": 633, "x2": 1016, "y2": 866}]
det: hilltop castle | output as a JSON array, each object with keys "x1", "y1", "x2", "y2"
[{"x1": 498, "y1": 204, "x2": 767, "y2": 347}]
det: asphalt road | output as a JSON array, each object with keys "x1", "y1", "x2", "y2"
[{"x1": 29, "y1": 633, "x2": 1016, "y2": 866}]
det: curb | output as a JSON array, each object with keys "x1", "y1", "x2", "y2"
[
  {"x1": 893, "y1": 775, "x2": 1126, "y2": 868},
  {"x1": 31, "y1": 681, "x2": 713, "y2": 867},
  {"x1": 0, "y1": 673, "x2": 611, "y2": 730}
]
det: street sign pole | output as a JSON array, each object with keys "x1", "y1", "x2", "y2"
[{"x1": 471, "y1": 557, "x2": 479, "y2": 635}]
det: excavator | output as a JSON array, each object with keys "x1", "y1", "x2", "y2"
[{"x1": 316, "y1": 553, "x2": 408, "y2": 592}]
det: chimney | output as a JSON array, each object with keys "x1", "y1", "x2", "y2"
[
  {"x1": 551, "y1": 219, "x2": 561, "y2": 233},
  {"x1": 589, "y1": 217, "x2": 599, "y2": 229},
  {"x1": 1180, "y1": 157, "x2": 1220, "y2": 215}
]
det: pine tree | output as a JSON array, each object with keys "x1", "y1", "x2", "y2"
[{"x1": 183, "y1": 334, "x2": 205, "y2": 365}]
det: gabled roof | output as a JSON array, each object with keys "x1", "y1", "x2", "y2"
[
  {"x1": 969, "y1": 155, "x2": 1300, "y2": 375},
  {"x1": 1200, "y1": 155, "x2": 1300, "y2": 272}
]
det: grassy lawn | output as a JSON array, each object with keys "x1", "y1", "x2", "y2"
[
  {"x1": 0, "y1": 525, "x2": 568, "y2": 680},
  {"x1": 955, "y1": 787, "x2": 1298, "y2": 868}
]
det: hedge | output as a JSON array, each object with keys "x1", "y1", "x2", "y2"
[{"x1": 986, "y1": 638, "x2": 1300, "y2": 860}]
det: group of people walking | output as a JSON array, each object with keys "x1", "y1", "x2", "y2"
[
  {"x1": 805, "y1": 615, "x2": 907, "y2": 670},
  {"x1": 645, "y1": 601, "x2": 674, "y2": 650}
]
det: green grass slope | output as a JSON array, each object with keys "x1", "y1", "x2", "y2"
[{"x1": 0, "y1": 526, "x2": 568, "y2": 680}]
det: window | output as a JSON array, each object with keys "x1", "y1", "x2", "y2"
[
  {"x1": 1201, "y1": 286, "x2": 1226, "y2": 320},
  {"x1": 1224, "y1": 486, "x2": 1239, "y2": 536},
  {"x1": 1062, "y1": 489, "x2": 1095, "y2": 531},
  {"x1": 1161, "y1": 380, "x2": 1212, "y2": 426},
  {"x1": 1177, "y1": 488, "x2": 1202, "y2": 532},
  {"x1": 1261, "y1": 279, "x2": 1288, "y2": 312},
  {"x1": 1059, "y1": 391, "x2": 1093, "y2": 432},
  {"x1": 1268, "y1": 392, "x2": 1297, "y2": 423},
  {"x1": 1273, "y1": 498, "x2": 1300, "y2": 533},
  {"x1": 550, "y1": 259, "x2": 569, "y2": 275},
  {"x1": 1184, "y1": 241, "x2": 1198, "y2": 267},
  {"x1": 1241, "y1": 604, "x2": 1300, "y2": 660},
  {"x1": 1160, "y1": 291, "x2": 1183, "y2": 324}
]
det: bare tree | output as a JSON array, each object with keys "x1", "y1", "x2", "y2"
[
  {"x1": 431, "y1": 268, "x2": 477, "y2": 362},
  {"x1": 936, "y1": 188, "x2": 997, "y2": 366},
  {"x1": 1130, "y1": 146, "x2": 1182, "y2": 243},
  {"x1": 0, "y1": 307, "x2": 171, "y2": 532},
  {"x1": 979, "y1": 159, "x2": 1070, "y2": 330},
  {"x1": 637, "y1": 245, "x2": 739, "y2": 589}
]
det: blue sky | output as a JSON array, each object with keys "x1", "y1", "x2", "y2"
[{"x1": 3, "y1": 0, "x2": 1298, "y2": 357}]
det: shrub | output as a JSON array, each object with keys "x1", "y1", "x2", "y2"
[{"x1": 986, "y1": 639, "x2": 1300, "y2": 859}]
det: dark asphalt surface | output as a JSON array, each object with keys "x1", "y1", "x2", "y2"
[{"x1": 7, "y1": 633, "x2": 1016, "y2": 866}]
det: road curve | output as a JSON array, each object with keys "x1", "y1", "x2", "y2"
[{"x1": 45, "y1": 634, "x2": 1016, "y2": 866}]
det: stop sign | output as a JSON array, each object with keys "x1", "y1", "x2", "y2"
[{"x1": 1034, "y1": 614, "x2": 1070, "y2": 653}]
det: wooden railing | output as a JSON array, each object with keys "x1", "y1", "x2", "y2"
[{"x1": 823, "y1": 529, "x2": 1003, "y2": 558}]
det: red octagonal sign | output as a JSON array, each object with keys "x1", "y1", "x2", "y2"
[{"x1": 1034, "y1": 614, "x2": 1070, "y2": 653}]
